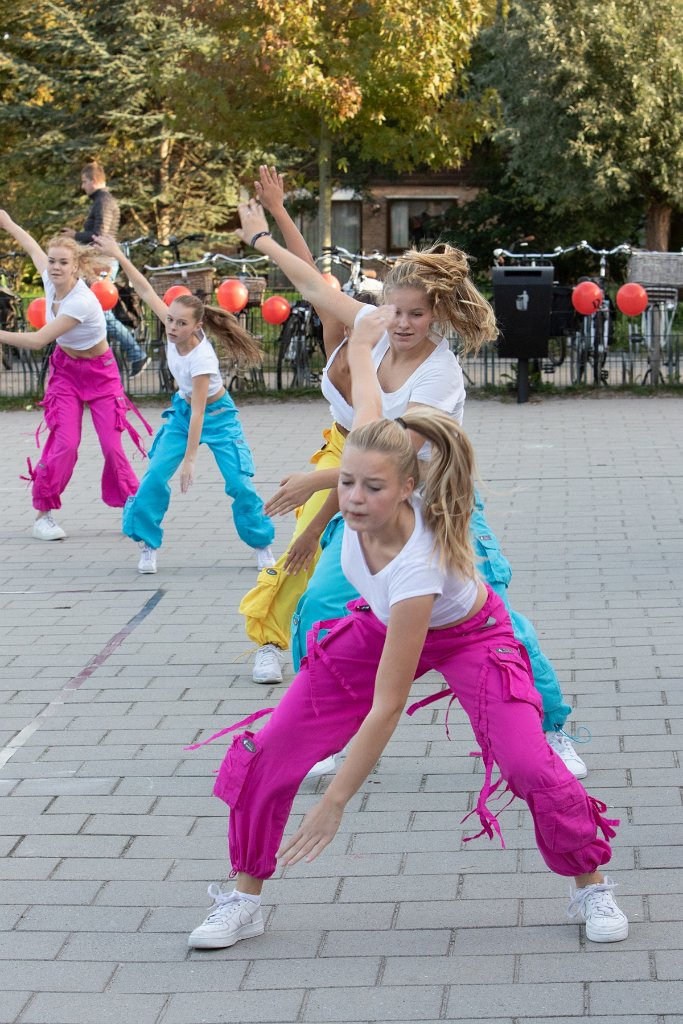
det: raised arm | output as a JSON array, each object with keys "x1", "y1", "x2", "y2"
[
  {"x1": 92, "y1": 235, "x2": 169, "y2": 324},
  {"x1": 347, "y1": 304, "x2": 396, "y2": 427},
  {"x1": 0, "y1": 210, "x2": 47, "y2": 276},
  {"x1": 255, "y1": 166, "x2": 317, "y2": 269},
  {"x1": 237, "y1": 199, "x2": 362, "y2": 326},
  {"x1": 278, "y1": 595, "x2": 434, "y2": 865}
]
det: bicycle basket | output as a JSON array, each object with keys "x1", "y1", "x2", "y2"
[
  {"x1": 148, "y1": 267, "x2": 215, "y2": 299},
  {"x1": 239, "y1": 276, "x2": 267, "y2": 307},
  {"x1": 627, "y1": 251, "x2": 683, "y2": 288}
]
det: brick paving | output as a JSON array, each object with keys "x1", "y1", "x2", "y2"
[{"x1": 0, "y1": 393, "x2": 681, "y2": 1024}]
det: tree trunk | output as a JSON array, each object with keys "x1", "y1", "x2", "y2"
[
  {"x1": 318, "y1": 121, "x2": 333, "y2": 270},
  {"x1": 157, "y1": 136, "x2": 172, "y2": 245},
  {"x1": 645, "y1": 201, "x2": 672, "y2": 251}
]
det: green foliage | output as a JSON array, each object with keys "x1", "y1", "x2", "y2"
[
  {"x1": 477, "y1": 0, "x2": 683, "y2": 248},
  {"x1": 0, "y1": 0, "x2": 271, "y2": 243},
  {"x1": 166, "y1": 0, "x2": 500, "y2": 184}
]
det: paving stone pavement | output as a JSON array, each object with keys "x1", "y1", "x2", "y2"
[{"x1": 0, "y1": 393, "x2": 682, "y2": 1024}]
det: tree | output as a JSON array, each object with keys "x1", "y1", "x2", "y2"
[
  {"x1": 167, "y1": 0, "x2": 500, "y2": 253},
  {"x1": 0, "y1": 1, "x2": 269, "y2": 244},
  {"x1": 479, "y1": 0, "x2": 683, "y2": 249}
]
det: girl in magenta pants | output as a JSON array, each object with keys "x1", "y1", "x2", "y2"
[
  {"x1": 187, "y1": 300, "x2": 629, "y2": 951},
  {"x1": 0, "y1": 210, "x2": 150, "y2": 540}
]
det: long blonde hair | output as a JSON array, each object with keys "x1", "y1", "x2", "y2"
[
  {"x1": 346, "y1": 409, "x2": 477, "y2": 580},
  {"x1": 172, "y1": 294, "x2": 263, "y2": 366},
  {"x1": 46, "y1": 234, "x2": 104, "y2": 281},
  {"x1": 383, "y1": 242, "x2": 496, "y2": 356}
]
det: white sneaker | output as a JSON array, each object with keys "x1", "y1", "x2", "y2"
[
  {"x1": 32, "y1": 513, "x2": 66, "y2": 541},
  {"x1": 252, "y1": 643, "x2": 284, "y2": 684},
  {"x1": 547, "y1": 730, "x2": 588, "y2": 779},
  {"x1": 305, "y1": 754, "x2": 338, "y2": 779},
  {"x1": 137, "y1": 544, "x2": 158, "y2": 574},
  {"x1": 188, "y1": 885, "x2": 264, "y2": 950},
  {"x1": 567, "y1": 876, "x2": 629, "y2": 942},
  {"x1": 255, "y1": 546, "x2": 276, "y2": 570}
]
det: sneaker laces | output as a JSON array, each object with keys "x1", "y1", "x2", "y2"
[
  {"x1": 567, "y1": 876, "x2": 619, "y2": 921},
  {"x1": 556, "y1": 724, "x2": 592, "y2": 745},
  {"x1": 204, "y1": 884, "x2": 243, "y2": 923},
  {"x1": 548, "y1": 731, "x2": 576, "y2": 756},
  {"x1": 44, "y1": 513, "x2": 57, "y2": 527}
]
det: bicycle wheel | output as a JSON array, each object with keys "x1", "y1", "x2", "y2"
[
  {"x1": 545, "y1": 334, "x2": 566, "y2": 369},
  {"x1": 276, "y1": 317, "x2": 309, "y2": 389},
  {"x1": 570, "y1": 331, "x2": 589, "y2": 384}
]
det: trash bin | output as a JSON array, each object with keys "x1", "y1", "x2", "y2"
[{"x1": 492, "y1": 266, "x2": 555, "y2": 359}]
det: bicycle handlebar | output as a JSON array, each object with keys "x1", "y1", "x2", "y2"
[
  {"x1": 493, "y1": 241, "x2": 632, "y2": 261},
  {"x1": 321, "y1": 244, "x2": 390, "y2": 264}
]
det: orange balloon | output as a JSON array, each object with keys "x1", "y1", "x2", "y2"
[
  {"x1": 27, "y1": 297, "x2": 46, "y2": 329},
  {"x1": 217, "y1": 278, "x2": 249, "y2": 313},
  {"x1": 322, "y1": 272, "x2": 342, "y2": 291},
  {"x1": 616, "y1": 283, "x2": 648, "y2": 317},
  {"x1": 90, "y1": 279, "x2": 119, "y2": 311},
  {"x1": 163, "y1": 284, "x2": 192, "y2": 305},
  {"x1": 571, "y1": 280, "x2": 603, "y2": 315},
  {"x1": 261, "y1": 295, "x2": 291, "y2": 325}
]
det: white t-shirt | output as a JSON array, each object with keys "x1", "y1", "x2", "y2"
[
  {"x1": 166, "y1": 333, "x2": 224, "y2": 400},
  {"x1": 341, "y1": 496, "x2": 479, "y2": 628},
  {"x1": 41, "y1": 270, "x2": 106, "y2": 352},
  {"x1": 320, "y1": 304, "x2": 465, "y2": 459}
]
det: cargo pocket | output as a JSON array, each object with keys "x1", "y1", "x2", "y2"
[
  {"x1": 213, "y1": 731, "x2": 262, "y2": 809},
  {"x1": 475, "y1": 533, "x2": 512, "y2": 587},
  {"x1": 234, "y1": 438, "x2": 255, "y2": 476},
  {"x1": 529, "y1": 778, "x2": 596, "y2": 853},
  {"x1": 490, "y1": 645, "x2": 542, "y2": 716}
]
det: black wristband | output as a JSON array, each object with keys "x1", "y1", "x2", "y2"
[{"x1": 249, "y1": 230, "x2": 272, "y2": 248}]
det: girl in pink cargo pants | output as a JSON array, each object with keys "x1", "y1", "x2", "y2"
[
  {"x1": 0, "y1": 210, "x2": 151, "y2": 541},
  {"x1": 187, "y1": 306, "x2": 629, "y2": 950}
]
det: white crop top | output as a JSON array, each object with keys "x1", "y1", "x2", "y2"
[
  {"x1": 341, "y1": 496, "x2": 479, "y2": 628},
  {"x1": 320, "y1": 304, "x2": 465, "y2": 459},
  {"x1": 41, "y1": 270, "x2": 106, "y2": 352},
  {"x1": 166, "y1": 333, "x2": 224, "y2": 400}
]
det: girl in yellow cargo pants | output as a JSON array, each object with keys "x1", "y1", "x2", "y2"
[{"x1": 240, "y1": 421, "x2": 346, "y2": 683}]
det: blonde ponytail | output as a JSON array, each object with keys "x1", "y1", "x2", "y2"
[
  {"x1": 172, "y1": 295, "x2": 263, "y2": 366},
  {"x1": 346, "y1": 409, "x2": 477, "y2": 580},
  {"x1": 384, "y1": 242, "x2": 496, "y2": 355}
]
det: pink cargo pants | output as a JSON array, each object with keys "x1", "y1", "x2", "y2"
[
  {"x1": 201, "y1": 588, "x2": 617, "y2": 880},
  {"x1": 25, "y1": 346, "x2": 152, "y2": 511}
]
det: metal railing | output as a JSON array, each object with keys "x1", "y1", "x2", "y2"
[{"x1": 0, "y1": 300, "x2": 681, "y2": 400}]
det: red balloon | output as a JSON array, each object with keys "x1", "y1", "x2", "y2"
[
  {"x1": 616, "y1": 282, "x2": 648, "y2": 317},
  {"x1": 163, "y1": 284, "x2": 192, "y2": 306},
  {"x1": 27, "y1": 297, "x2": 46, "y2": 329},
  {"x1": 321, "y1": 272, "x2": 342, "y2": 291},
  {"x1": 571, "y1": 280, "x2": 604, "y2": 315},
  {"x1": 261, "y1": 295, "x2": 291, "y2": 325},
  {"x1": 216, "y1": 278, "x2": 249, "y2": 313},
  {"x1": 90, "y1": 278, "x2": 119, "y2": 311}
]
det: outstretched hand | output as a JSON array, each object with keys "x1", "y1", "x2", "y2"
[
  {"x1": 235, "y1": 199, "x2": 270, "y2": 247},
  {"x1": 265, "y1": 472, "x2": 316, "y2": 517},
  {"x1": 255, "y1": 166, "x2": 285, "y2": 213},
  {"x1": 350, "y1": 304, "x2": 397, "y2": 347},
  {"x1": 92, "y1": 234, "x2": 123, "y2": 260},
  {"x1": 277, "y1": 796, "x2": 344, "y2": 866}
]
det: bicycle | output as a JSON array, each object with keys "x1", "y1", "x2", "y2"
[
  {"x1": 274, "y1": 246, "x2": 392, "y2": 391},
  {"x1": 0, "y1": 252, "x2": 31, "y2": 371},
  {"x1": 567, "y1": 242, "x2": 631, "y2": 386}
]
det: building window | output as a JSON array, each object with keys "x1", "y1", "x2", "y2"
[{"x1": 388, "y1": 199, "x2": 457, "y2": 252}]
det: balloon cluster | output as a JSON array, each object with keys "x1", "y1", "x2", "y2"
[
  {"x1": 571, "y1": 280, "x2": 649, "y2": 318},
  {"x1": 214, "y1": 277, "x2": 292, "y2": 325}
]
